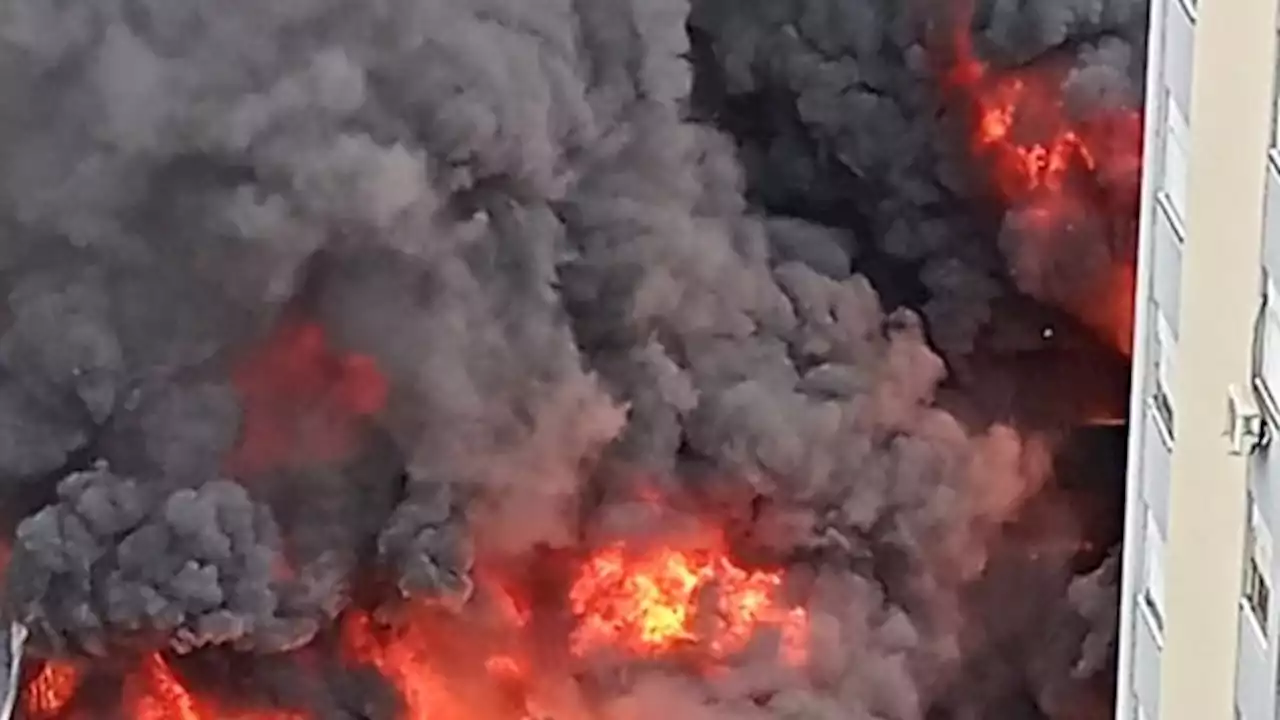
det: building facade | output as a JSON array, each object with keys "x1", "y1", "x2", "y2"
[{"x1": 1115, "y1": 0, "x2": 1280, "y2": 719}]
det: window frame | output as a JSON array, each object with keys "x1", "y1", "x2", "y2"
[
  {"x1": 1256, "y1": 276, "x2": 1280, "y2": 427},
  {"x1": 1142, "y1": 507, "x2": 1167, "y2": 636},
  {"x1": 1161, "y1": 90, "x2": 1191, "y2": 228},
  {"x1": 1150, "y1": 306, "x2": 1177, "y2": 444},
  {"x1": 1244, "y1": 495, "x2": 1273, "y2": 640}
]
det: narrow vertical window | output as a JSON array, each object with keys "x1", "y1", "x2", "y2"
[
  {"x1": 1161, "y1": 92, "x2": 1191, "y2": 226},
  {"x1": 1151, "y1": 307, "x2": 1177, "y2": 441},
  {"x1": 1244, "y1": 495, "x2": 1272, "y2": 637},
  {"x1": 1143, "y1": 508, "x2": 1166, "y2": 633}
]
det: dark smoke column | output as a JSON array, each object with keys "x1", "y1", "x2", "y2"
[
  {"x1": 686, "y1": 0, "x2": 1144, "y2": 715},
  {"x1": 0, "y1": 0, "x2": 1123, "y2": 718}
]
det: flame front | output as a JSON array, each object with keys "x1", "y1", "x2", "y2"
[
  {"x1": 341, "y1": 610, "x2": 472, "y2": 720},
  {"x1": 20, "y1": 535, "x2": 807, "y2": 719},
  {"x1": 339, "y1": 600, "x2": 551, "y2": 720},
  {"x1": 972, "y1": 76, "x2": 1099, "y2": 199},
  {"x1": 568, "y1": 540, "x2": 808, "y2": 665}
]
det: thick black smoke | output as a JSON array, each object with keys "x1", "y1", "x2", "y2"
[
  {"x1": 687, "y1": 0, "x2": 1144, "y2": 715},
  {"x1": 0, "y1": 0, "x2": 1138, "y2": 717},
  {"x1": 689, "y1": 0, "x2": 1146, "y2": 356}
]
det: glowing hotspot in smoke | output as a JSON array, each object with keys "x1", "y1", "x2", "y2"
[{"x1": 229, "y1": 319, "x2": 388, "y2": 475}]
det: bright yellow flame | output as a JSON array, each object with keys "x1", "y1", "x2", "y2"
[{"x1": 568, "y1": 539, "x2": 808, "y2": 665}]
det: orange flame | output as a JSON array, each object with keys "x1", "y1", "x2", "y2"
[
  {"x1": 972, "y1": 75, "x2": 1101, "y2": 200},
  {"x1": 340, "y1": 606, "x2": 547, "y2": 720},
  {"x1": 22, "y1": 661, "x2": 81, "y2": 720},
  {"x1": 341, "y1": 610, "x2": 470, "y2": 720},
  {"x1": 944, "y1": 23, "x2": 1142, "y2": 359},
  {"x1": 568, "y1": 539, "x2": 808, "y2": 665},
  {"x1": 23, "y1": 533, "x2": 807, "y2": 720},
  {"x1": 124, "y1": 653, "x2": 304, "y2": 720},
  {"x1": 128, "y1": 654, "x2": 202, "y2": 720}
]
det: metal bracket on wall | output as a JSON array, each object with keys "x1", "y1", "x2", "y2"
[{"x1": 1226, "y1": 382, "x2": 1266, "y2": 456}]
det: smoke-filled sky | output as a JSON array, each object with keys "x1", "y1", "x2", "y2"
[{"x1": 0, "y1": 0, "x2": 1143, "y2": 718}]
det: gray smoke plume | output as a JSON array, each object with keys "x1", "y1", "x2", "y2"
[
  {"x1": 7, "y1": 462, "x2": 322, "y2": 658},
  {"x1": 0, "y1": 0, "x2": 1135, "y2": 717}
]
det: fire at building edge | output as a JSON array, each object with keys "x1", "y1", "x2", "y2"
[
  {"x1": 0, "y1": 0, "x2": 1142, "y2": 719},
  {"x1": 0, "y1": 623, "x2": 28, "y2": 720}
]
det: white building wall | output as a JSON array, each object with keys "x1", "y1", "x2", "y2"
[{"x1": 1118, "y1": 0, "x2": 1280, "y2": 719}]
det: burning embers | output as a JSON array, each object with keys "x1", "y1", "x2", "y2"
[{"x1": 16, "y1": 531, "x2": 809, "y2": 720}]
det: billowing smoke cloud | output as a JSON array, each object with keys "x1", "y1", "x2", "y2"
[
  {"x1": 8, "y1": 463, "x2": 322, "y2": 657},
  {"x1": 0, "y1": 0, "x2": 1135, "y2": 717}
]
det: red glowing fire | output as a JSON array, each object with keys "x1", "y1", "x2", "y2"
[
  {"x1": 21, "y1": 661, "x2": 79, "y2": 720},
  {"x1": 20, "y1": 654, "x2": 304, "y2": 720},
  {"x1": 341, "y1": 610, "x2": 482, "y2": 720},
  {"x1": 126, "y1": 654, "x2": 305, "y2": 720},
  {"x1": 947, "y1": 26, "x2": 1142, "y2": 358}
]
